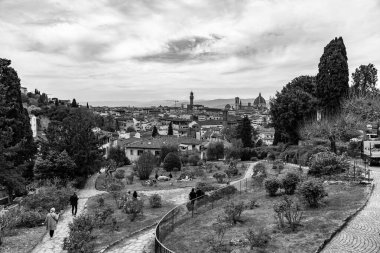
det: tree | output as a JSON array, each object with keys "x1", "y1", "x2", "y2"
[
  {"x1": 55, "y1": 99, "x2": 59, "y2": 106},
  {"x1": 163, "y1": 152, "x2": 181, "y2": 171},
  {"x1": 221, "y1": 126, "x2": 237, "y2": 142},
  {"x1": 136, "y1": 152, "x2": 156, "y2": 180},
  {"x1": 207, "y1": 142, "x2": 224, "y2": 160},
  {"x1": 316, "y1": 37, "x2": 349, "y2": 114},
  {"x1": 108, "y1": 146, "x2": 130, "y2": 166},
  {"x1": 86, "y1": 102, "x2": 89, "y2": 109},
  {"x1": 38, "y1": 93, "x2": 48, "y2": 106},
  {"x1": 126, "y1": 126, "x2": 135, "y2": 133},
  {"x1": 34, "y1": 150, "x2": 76, "y2": 180},
  {"x1": 115, "y1": 119, "x2": 120, "y2": 131},
  {"x1": 168, "y1": 122, "x2": 173, "y2": 135},
  {"x1": 270, "y1": 76, "x2": 318, "y2": 144},
  {"x1": 160, "y1": 145, "x2": 178, "y2": 162},
  {"x1": 236, "y1": 116, "x2": 253, "y2": 148},
  {"x1": 71, "y1": 98, "x2": 78, "y2": 108},
  {"x1": 351, "y1": 63, "x2": 378, "y2": 96},
  {"x1": 152, "y1": 125, "x2": 158, "y2": 137}
]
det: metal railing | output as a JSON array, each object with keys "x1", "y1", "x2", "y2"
[{"x1": 154, "y1": 170, "x2": 253, "y2": 253}]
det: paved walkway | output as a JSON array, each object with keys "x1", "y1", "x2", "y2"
[
  {"x1": 105, "y1": 163, "x2": 255, "y2": 253},
  {"x1": 31, "y1": 174, "x2": 106, "y2": 253},
  {"x1": 322, "y1": 165, "x2": 380, "y2": 253}
]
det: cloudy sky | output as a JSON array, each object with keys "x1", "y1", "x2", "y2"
[{"x1": 1, "y1": 0, "x2": 380, "y2": 104}]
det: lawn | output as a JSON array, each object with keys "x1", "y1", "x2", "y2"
[
  {"x1": 86, "y1": 192, "x2": 176, "y2": 252},
  {"x1": 163, "y1": 163, "x2": 371, "y2": 253},
  {"x1": 95, "y1": 161, "x2": 249, "y2": 192},
  {"x1": 0, "y1": 226, "x2": 45, "y2": 253}
]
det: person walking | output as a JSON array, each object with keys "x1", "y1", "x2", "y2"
[
  {"x1": 70, "y1": 192, "x2": 79, "y2": 216},
  {"x1": 169, "y1": 172, "x2": 173, "y2": 179},
  {"x1": 45, "y1": 208, "x2": 60, "y2": 238},
  {"x1": 189, "y1": 188, "x2": 197, "y2": 210}
]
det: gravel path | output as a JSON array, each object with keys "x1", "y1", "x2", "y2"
[
  {"x1": 105, "y1": 162, "x2": 255, "y2": 253},
  {"x1": 30, "y1": 174, "x2": 106, "y2": 253},
  {"x1": 322, "y1": 165, "x2": 380, "y2": 253}
]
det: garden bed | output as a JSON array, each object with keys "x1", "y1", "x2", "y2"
[
  {"x1": 163, "y1": 173, "x2": 370, "y2": 253},
  {"x1": 0, "y1": 226, "x2": 45, "y2": 253}
]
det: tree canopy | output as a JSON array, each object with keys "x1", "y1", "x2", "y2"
[
  {"x1": 236, "y1": 115, "x2": 254, "y2": 147},
  {"x1": 351, "y1": 63, "x2": 378, "y2": 97}
]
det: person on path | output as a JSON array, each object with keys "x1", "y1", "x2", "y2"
[
  {"x1": 169, "y1": 172, "x2": 173, "y2": 179},
  {"x1": 70, "y1": 192, "x2": 79, "y2": 216},
  {"x1": 45, "y1": 208, "x2": 60, "y2": 238},
  {"x1": 133, "y1": 191, "x2": 138, "y2": 199},
  {"x1": 155, "y1": 173, "x2": 159, "y2": 180},
  {"x1": 189, "y1": 188, "x2": 197, "y2": 208}
]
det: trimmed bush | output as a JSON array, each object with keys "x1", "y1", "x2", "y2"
[
  {"x1": 149, "y1": 194, "x2": 162, "y2": 208},
  {"x1": 213, "y1": 172, "x2": 227, "y2": 183},
  {"x1": 136, "y1": 152, "x2": 156, "y2": 180},
  {"x1": 309, "y1": 151, "x2": 348, "y2": 176},
  {"x1": 281, "y1": 172, "x2": 300, "y2": 195},
  {"x1": 298, "y1": 179, "x2": 327, "y2": 207},
  {"x1": 63, "y1": 214, "x2": 95, "y2": 253},
  {"x1": 163, "y1": 152, "x2": 182, "y2": 172},
  {"x1": 264, "y1": 178, "x2": 281, "y2": 197}
]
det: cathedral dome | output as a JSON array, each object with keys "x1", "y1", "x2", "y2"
[{"x1": 254, "y1": 93, "x2": 266, "y2": 106}]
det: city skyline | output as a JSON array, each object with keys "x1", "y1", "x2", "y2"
[{"x1": 1, "y1": 0, "x2": 380, "y2": 103}]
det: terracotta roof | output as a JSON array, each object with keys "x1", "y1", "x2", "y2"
[{"x1": 125, "y1": 136, "x2": 201, "y2": 149}]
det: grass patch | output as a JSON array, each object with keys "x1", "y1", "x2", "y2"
[
  {"x1": 86, "y1": 192, "x2": 176, "y2": 252},
  {"x1": 163, "y1": 176, "x2": 370, "y2": 253}
]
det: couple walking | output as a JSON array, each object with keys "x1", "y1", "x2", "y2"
[
  {"x1": 189, "y1": 188, "x2": 205, "y2": 214},
  {"x1": 44, "y1": 192, "x2": 79, "y2": 238}
]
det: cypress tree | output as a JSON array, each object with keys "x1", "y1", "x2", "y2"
[
  {"x1": 152, "y1": 125, "x2": 158, "y2": 137},
  {"x1": 71, "y1": 98, "x2": 78, "y2": 108},
  {"x1": 237, "y1": 115, "x2": 253, "y2": 148},
  {"x1": 168, "y1": 122, "x2": 173, "y2": 135},
  {"x1": 316, "y1": 37, "x2": 349, "y2": 114}
]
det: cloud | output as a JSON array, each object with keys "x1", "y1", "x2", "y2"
[{"x1": 0, "y1": 0, "x2": 379, "y2": 103}]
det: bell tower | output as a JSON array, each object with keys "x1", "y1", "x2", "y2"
[{"x1": 190, "y1": 91, "x2": 194, "y2": 111}]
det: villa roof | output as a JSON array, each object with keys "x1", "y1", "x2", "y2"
[{"x1": 125, "y1": 136, "x2": 201, "y2": 149}]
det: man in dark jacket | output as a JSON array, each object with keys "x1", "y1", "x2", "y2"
[
  {"x1": 189, "y1": 188, "x2": 197, "y2": 206},
  {"x1": 70, "y1": 192, "x2": 79, "y2": 216}
]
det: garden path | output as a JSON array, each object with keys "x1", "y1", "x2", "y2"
[
  {"x1": 31, "y1": 174, "x2": 106, "y2": 253},
  {"x1": 322, "y1": 165, "x2": 380, "y2": 253},
  {"x1": 105, "y1": 162, "x2": 255, "y2": 253}
]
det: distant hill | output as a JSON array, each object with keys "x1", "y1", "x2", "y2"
[{"x1": 86, "y1": 98, "x2": 257, "y2": 109}]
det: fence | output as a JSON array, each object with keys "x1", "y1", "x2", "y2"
[{"x1": 154, "y1": 172, "x2": 253, "y2": 253}]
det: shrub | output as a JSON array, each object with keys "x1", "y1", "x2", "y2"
[
  {"x1": 94, "y1": 207, "x2": 114, "y2": 228},
  {"x1": 250, "y1": 157, "x2": 258, "y2": 161},
  {"x1": 252, "y1": 162, "x2": 267, "y2": 186},
  {"x1": 193, "y1": 166, "x2": 206, "y2": 177},
  {"x1": 72, "y1": 176, "x2": 87, "y2": 189},
  {"x1": 267, "y1": 152, "x2": 276, "y2": 161},
  {"x1": 281, "y1": 172, "x2": 300, "y2": 195},
  {"x1": 298, "y1": 179, "x2": 327, "y2": 207},
  {"x1": 125, "y1": 174, "x2": 134, "y2": 184},
  {"x1": 273, "y1": 196, "x2": 303, "y2": 231},
  {"x1": 163, "y1": 152, "x2": 182, "y2": 172},
  {"x1": 149, "y1": 194, "x2": 162, "y2": 208},
  {"x1": 309, "y1": 151, "x2": 348, "y2": 176},
  {"x1": 195, "y1": 182, "x2": 217, "y2": 192},
  {"x1": 97, "y1": 197, "x2": 104, "y2": 207},
  {"x1": 206, "y1": 142, "x2": 225, "y2": 161},
  {"x1": 136, "y1": 152, "x2": 156, "y2": 180},
  {"x1": 213, "y1": 172, "x2": 227, "y2": 183},
  {"x1": 63, "y1": 214, "x2": 95, "y2": 253},
  {"x1": 272, "y1": 161, "x2": 284, "y2": 173},
  {"x1": 178, "y1": 170, "x2": 195, "y2": 180},
  {"x1": 160, "y1": 145, "x2": 178, "y2": 163},
  {"x1": 114, "y1": 169, "x2": 125, "y2": 180},
  {"x1": 16, "y1": 210, "x2": 44, "y2": 228},
  {"x1": 245, "y1": 228, "x2": 270, "y2": 249},
  {"x1": 240, "y1": 148, "x2": 258, "y2": 161},
  {"x1": 189, "y1": 155, "x2": 200, "y2": 166},
  {"x1": 205, "y1": 216, "x2": 231, "y2": 253},
  {"x1": 122, "y1": 199, "x2": 144, "y2": 221},
  {"x1": 225, "y1": 147, "x2": 241, "y2": 160},
  {"x1": 109, "y1": 146, "x2": 131, "y2": 166},
  {"x1": 247, "y1": 198, "x2": 259, "y2": 209},
  {"x1": 264, "y1": 178, "x2": 281, "y2": 197},
  {"x1": 209, "y1": 185, "x2": 237, "y2": 202},
  {"x1": 223, "y1": 201, "x2": 245, "y2": 224}
]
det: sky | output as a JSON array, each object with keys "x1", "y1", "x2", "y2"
[{"x1": 1, "y1": 0, "x2": 380, "y2": 105}]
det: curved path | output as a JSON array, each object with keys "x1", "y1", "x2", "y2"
[
  {"x1": 31, "y1": 174, "x2": 106, "y2": 253},
  {"x1": 322, "y1": 165, "x2": 380, "y2": 253},
  {"x1": 105, "y1": 163, "x2": 255, "y2": 253}
]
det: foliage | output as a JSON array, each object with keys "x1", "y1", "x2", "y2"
[
  {"x1": 177, "y1": 170, "x2": 195, "y2": 180},
  {"x1": 273, "y1": 196, "x2": 303, "y2": 231},
  {"x1": 350, "y1": 63, "x2": 378, "y2": 97},
  {"x1": 149, "y1": 194, "x2": 162, "y2": 208},
  {"x1": 34, "y1": 150, "x2": 76, "y2": 180},
  {"x1": 240, "y1": 148, "x2": 257, "y2": 161},
  {"x1": 236, "y1": 115, "x2": 254, "y2": 147},
  {"x1": 125, "y1": 174, "x2": 134, "y2": 184},
  {"x1": 163, "y1": 152, "x2": 181, "y2": 172},
  {"x1": 63, "y1": 214, "x2": 95, "y2": 253},
  {"x1": 264, "y1": 178, "x2": 281, "y2": 197},
  {"x1": 245, "y1": 228, "x2": 270, "y2": 249},
  {"x1": 0, "y1": 208, "x2": 18, "y2": 241},
  {"x1": 206, "y1": 142, "x2": 224, "y2": 161},
  {"x1": 22, "y1": 185, "x2": 74, "y2": 212},
  {"x1": 109, "y1": 146, "x2": 130, "y2": 166},
  {"x1": 270, "y1": 75, "x2": 317, "y2": 144},
  {"x1": 97, "y1": 197, "x2": 104, "y2": 207},
  {"x1": 108, "y1": 183, "x2": 123, "y2": 208},
  {"x1": 94, "y1": 207, "x2": 114, "y2": 228},
  {"x1": 309, "y1": 152, "x2": 348, "y2": 176},
  {"x1": 195, "y1": 182, "x2": 217, "y2": 192},
  {"x1": 208, "y1": 185, "x2": 237, "y2": 202},
  {"x1": 281, "y1": 172, "x2": 300, "y2": 195},
  {"x1": 213, "y1": 172, "x2": 227, "y2": 183},
  {"x1": 272, "y1": 161, "x2": 284, "y2": 172},
  {"x1": 122, "y1": 199, "x2": 144, "y2": 221},
  {"x1": 136, "y1": 152, "x2": 156, "y2": 180},
  {"x1": 223, "y1": 201, "x2": 245, "y2": 225},
  {"x1": 225, "y1": 147, "x2": 241, "y2": 160},
  {"x1": 16, "y1": 210, "x2": 45, "y2": 228},
  {"x1": 160, "y1": 145, "x2": 178, "y2": 162},
  {"x1": 205, "y1": 215, "x2": 231, "y2": 253},
  {"x1": 152, "y1": 125, "x2": 158, "y2": 137},
  {"x1": 114, "y1": 169, "x2": 125, "y2": 180},
  {"x1": 298, "y1": 179, "x2": 327, "y2": 208},
  {"x1": 188, "y1": 155, "x2": 200, "y2": 166},
  {"x1": 247, "y1": 198, "x2": 259, "y2": 209},
  {"x1": 252, "y1": 162, "x2": 267, "y2": 185},
  {"x1": 316, "y1": 37, "x2": 349, "y2": 113},
  {"x1": 168, "y1": 122, "x2": 173, "y2": 135},
  {"x1": 267, "y1": 152, "x2": 276, "y2": 161}
]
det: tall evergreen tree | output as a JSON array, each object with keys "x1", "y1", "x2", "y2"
[
  {"x1": 237, "y1": 115, "x2": 253, "y2": 148},
  {"x1": 86, "y1": 102, "x2": 89, "y2": 109},
  {"x1": 55, "y1": 99, "x2": 59, "y2": 106},
  {"x1": 351, "y1": 63, "x2": 378, "y2": 96},
  {"x1": 168, "y1": 122, "x2": 173, "y2": 135},
  {"x1": 152, "y1": 125, "x2": 158, "y2": 137},
  {"x1": 316, "y1": 37, "x2": 349, "y2": 114},
  {"x1": 71, "y1": 98, "x2": 78, "y2": 108}
]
